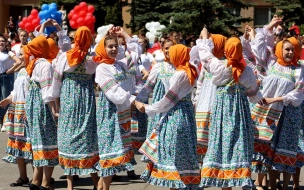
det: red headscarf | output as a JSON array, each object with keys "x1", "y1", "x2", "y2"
[
  {"x1": 92, "y1": 37, "x2": 115, "y2": 64},
  {"x1": 275, "y1": 40, "x2": 298, "y2": 67},
  {"x1": 66, "y1": 26, "x2": 92, "y2": 67},
  {"x1": 169, "y1": 44, "x2": 198, "y2": 86},
  {"x1": 211, "y1": 34, "x2": 227, "y2": 59},
  {"x1": 224, "y1": 37, "x2": 245, "y2": 82},
  {"x1": 23, "y1": 35, "x2": 50, "y2": 76}
]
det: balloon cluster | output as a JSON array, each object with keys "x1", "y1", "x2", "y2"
[
  {"x1": 38, "y1": 3, "x2": 63, "y2": 35},
  {"x1": 68, "y1": 2, "x2": 96, "y2": 34},
  {"x1": 145, "y1": 22, "x2": 166, "y2": 44},
  {"x1": 18, "y1": 9, "x2": 40, "y2": 32},
  {"x1": 95, "y1": 24, "x2": 113, "y2": 44}
]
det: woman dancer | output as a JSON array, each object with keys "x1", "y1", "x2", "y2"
[
  {"x1": 199, "y1": 27, "x2": 262, "y2": 189},
  {"x1": 94, "y1": 26, "x2": 140, "y2": 190},
  {"x1": 136, "y1": 44, "x2": 200, "y2": 190},
  {"x1": 52, "y1": 26, "x2": 99, "y2": 190},
  {"x1": 24, "y1": 35, "x2": 58, "y2": 190},
  {"x1": 1, "y1": 45, "x2": 32, "y2": 187}
]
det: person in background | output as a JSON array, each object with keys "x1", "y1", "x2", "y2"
[
  {"x1": 28, "y1": 32, "x2": 35, "y2": 42},
  {"x1": 189, "y1": 41, "x2": 195, "y2": 48},
  {"x1": 7, "y1": 16, "x2": 16, "y2": 34},
  {"x1": 16, "y1": 15, "x2": 22, "y2": 31},
  {"x1": 289, "y1": 22, "x2": 300, "y2": 36},
  {"x1": 59, "y1": 5, "x2": 67, "y2": 21}
]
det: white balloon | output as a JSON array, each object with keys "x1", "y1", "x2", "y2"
[
  {"x1": 97, "y1": 27, "x2": 104, "y2": 34},
  {"x1": 160, "y1": 25, "x2": 166, "y2": 29},
  {"x1": 146, "y1": 32, "x2": 152, "y2": 38}
]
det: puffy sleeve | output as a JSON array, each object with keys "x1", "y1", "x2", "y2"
[
  {"x1": 51, "y1": 53, "x2": 66, "y2": 98},
  {"x1": 240, "y1": 36, "x2": 256, "y2": 68},
  {"x1": 57, "y1": 30, "x2": 71, "y2": 52},
  {"x1": 282, "y1": 68, "x2": 304, "y2": 107},
  {"x1": 197, "y1": 39, "x2": 232, "y2": 86},
  {"x1": 95, "y1": 64, "x2": 135, "y2": 105},
  {"x1": 126, "y1": 37, "x2": 142, "y2": 62},
  {"x1": 239, "y1": 66, "x2": 263, "y2": 103},
  {"x1": 40, "y1": 62, "x2": 54, "y2": 103},
  {"x1": 136, "y1": 63, "x2": 160, "y2": 102},
  {"x1": 193, "y1": 67, "x2": 205, "y2": 105},
  {"x1": 145, "y1": 71, "x2": 193, "y2": 117}
]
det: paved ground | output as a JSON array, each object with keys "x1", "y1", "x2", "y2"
[{"x1": 0, "y1": 131, "x2": 304, "y2": 190}]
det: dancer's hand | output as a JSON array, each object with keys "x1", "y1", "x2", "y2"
[
  {"x1": 0, "y1": 98, "x2": 11, "y2": 108},
  {"x1": 135, "y1": 100, "x2": 145, "y2": 113}
]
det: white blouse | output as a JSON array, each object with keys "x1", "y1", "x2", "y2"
[
  {"x1": 0, "y1": 51, "x2": 15, "y2": 73},
  {"x1": 52, "y1": 53, "x2": 97, "y2": 98},
  {"x1": 95, "y1": 60, "x2": 136, "y2": 112},
  {"x1": 139, "y1": 53, "x2": 154, "y2": 71},
  {"x1": 153, "y1": 50, "x2": 165, "y2": 63},
  {"x1": 145, "y1": 71, "x2": 193, "y2": 117},
  {"x1": 198, "y1": 39, "x2": 262, "y2": 103},
  {"x1": 10, "y1": 68, "x2": 29, "y2": 103},
  {"x1": 30, "y1": 58, "x2": 54, "y2": 103}
]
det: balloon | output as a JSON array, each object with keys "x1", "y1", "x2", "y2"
[
  {"x1": 79, "y1": 2, "x2": 87, "y2": 8},
  {"x1": 85, "y1": 15, "x2": 93, "y2": 24},
  {"x1": 18, "y1": 21, "x2": 25, "y2": 28},
  {"x1": 49, "y1": 6, "x2": 57, "y2": 13},
  {"x1": 70, "y1": 10, "x2": 75, "y2": 15},
  {"x1": 72, "y1": 14, "x2": 79, "y2": 21},
  {"x1": 68, "y1": 13, "x2": 73, "y2": 20},
  {"x1": 49, "y1": 3, "x2": 57, "y2": 8},
  {"x1": 160, "y1": 25, "x2": 166, "y2": 29},
  {"x1": 92, "y1": 16, "x2": 96, "y2": 23},
  {"x1": 77, "y1": 17, "x2": 85, "y2": 26},
  {"x1": 86, "y1": 13, "x2": 93, "y2": 17},
  {"x1": 27, "y1": 15, "x2": 34, "y2": 21},
  {"x1": 70, "y1": 20, "x2": 77, "y2": 29},
  {"x1": 24, "y1": 23, "x2": 32, "y2": 29},
  {"x1": 41, "y1": 4, "x2": 49, "y2": 11},
  {"x1": 32, "y1": 19, "x2": 40, "y2": 26},
  {"x1": 31, "y1": 9, "x2": 39, "y2": 16},
  {"x1": 51, "y1": 14, "x2": 56, "y2": 20},
  {"x1": 74, "y1": 5, "x2": 80, "y2": 12},
  {"x1": 22, "y1": 17, "x2": 28, "y2": 23},
  {"x1": 88, "y1": 5, "x2": 95, "y2": 13},
  {"x1": 79, "y1": 10, "x2": 86, "y2": 17}
]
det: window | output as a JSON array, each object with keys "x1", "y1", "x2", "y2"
[
  {"x1": 227, "y1": 8, "x2": 241, "y2": 26},
  {"x1": 254, "y1": 7, "x2": 275, "y2": 27}
]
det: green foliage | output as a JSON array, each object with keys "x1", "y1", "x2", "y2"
[
  {"x1": 266, "y1": 0, "x2": 304, "y2": 24},
  {"x1": 127, "y1": 0, "x2": 252, "y2": 36}
]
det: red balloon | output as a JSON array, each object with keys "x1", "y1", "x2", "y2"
[
  {"x1": 79, "y1": 10, "x2": 86, "y2": 18},
  {"x1": 24, "y1": 22, "x2": 32, "y2": 29},
  {"x1": 70, "y1": 20, "x2": 77, "y2": 29},
  {"x1": 92, "y1": 16, "x2": 96, "y2": 23},
  {"x1": 86, "y1": 13, "x2": 93, "y2": 17},
  {"x1": 22, "y1": 17, "x2": 28, "y2": 23},
  {"x1": 85, "y1": 15, "x2": 93, "y2": 24},
  {"x1": 70, "y1": 10, "x2": 75, "y2": 15},
  {"x1": 68, "y1": 13, "x2": 73, "y2": 20},
  {"x1": 18, "y1": 21, "x2": 25, "y2": 28},
  {"x1": 28, "y1": 15, "x2": 34, "y2": 21},
  {"x1": 72, "y1": 14, "x2": 79, "y2": 21},
  {"x1": 79, "y1": 2, "x2": 87, "y2": 8},
  {"x1": 87, "y1": 5, "x2": 95, "y2": 13},
  {"x1": 31, "y1": 9, "x2": 39, "y2": 16},
  {"x1": 77, "y1": 17, "x2": 85, "y2": 26},
  {"x1": 32, "y1": 19, "x2": 39, "y2": 26},
  {"x1": 74, "y1": 5, "x2": 80, "y2": 12}
]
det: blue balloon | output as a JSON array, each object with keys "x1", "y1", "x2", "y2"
[
  {"x1": 49, "y1": 3, "x2": 57, "y2": 8},
  {"x1": 41, "y1": 4, "x2": 49, "y2": 11},
  {"x1": 49, "y1": 6, "x2": 57, "y2": 13},
  {"x1": 44, "y1": 27, "x2": 51, "y2": 36},
  {"x1": 51, "y1": 14, "x2": 56, "y2": 19}
]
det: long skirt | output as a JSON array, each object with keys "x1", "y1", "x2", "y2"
[
  {"x1": 140, "y1": 94, "x2": 200, "y2": 190},
  {"x1": 58, "y1": 73, "x2": 99, "y2": 175},
  {"x1": 200, "y1": 83, "x2": 254, "y2": 188},
  {"x1": 94, "y1": 92, "x2": 136, "y2": 177},
  {"x1": 25, "y1": 81, "x2": 58, "y2": 167}
]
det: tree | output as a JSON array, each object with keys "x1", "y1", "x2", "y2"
[
  {"x1": 163, "y1": 0, "x2": 252, "y2": 37},
  {"x1": 127, "y1": 0, "x2": 173, "y2": 33},
  {"x1": 266, "y1": 0, "x2": 304, "y2": 25}
]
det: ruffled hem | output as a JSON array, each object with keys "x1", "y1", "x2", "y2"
[
  {"x1": 6, "y1": 147, "x2": 33, "y2": 160},
  {"x1": 199, "y1": 177, "x2": 254, "y2": 188},
  {"x1": 140, "y1": 155, "x2": 150, "y2": 163},
  {"x1": 2, "y1": 155, "x2": 32, "y2": 164},
  {"x1": 62, "y1": 166, "x2": 98, "y2": 176},
  {"x1": 140, "y1": 168, "x2": 151, "y2": 182},
  {"x1": 251, "y1": 163, "x2": 268, "y2": 174},
  {"x1": 147, "y1": 175, "x2": 197, "y2": 189},
  {"x1": 252, "y1": 152, "x2": 268, "y2": 163},
  {"x1": 94, "y1": 162, "x2": 134, "y2": 177},
  {"x1": 33, "y1": 159, "x2": 59, "y2": 167}
]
